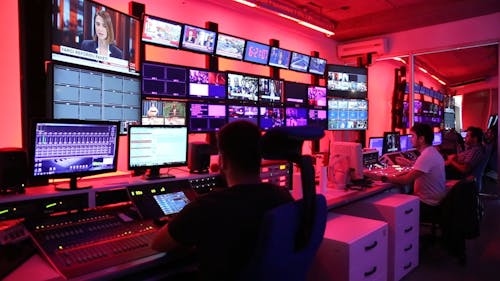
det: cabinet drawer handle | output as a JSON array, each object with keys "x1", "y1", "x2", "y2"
[
  {"x1": 364, "y1": 241, "x2": 378, "y2": 251},
  {"x1": 404, "y1": 226, "x2": 413, "y2": 233},
  {"x1": 364, "y1": 266, "x2": 377, "y2": 277},
  {"x1": 404, "y1": 244, "x2": 413, "y2": 252},
  {"x1": 404, "y1": 262, "x2": 412, "y2": 270},
  {"x1": 404, "y1": 208, "x2": 414, "y2": 215}
]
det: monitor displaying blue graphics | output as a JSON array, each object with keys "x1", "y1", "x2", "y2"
[
  {"x1": 243, "y1": 40, "x2": 270, "y2": 65},
  {"x1": 285, "y1": 107, "x2": 308, "y2": 127},
  {"x1": 188, "y1": 69, "x2": 227, "y2": 99},
  {"x1": 308, "y1": 109, "x2": 327, "y2": 129},
  {"x1": 227, "y1": 105, "x2": 258, "y2": 125},
  {"x1": 400, "y1": 134, "x2": 409, "y2": 152},
  {"x1": 215, "y1": 33, "x2": 245, "y2": 60},
  {"x1": 308, "y1": 86, "x2": 327, "y2": 108},
  {"x1": 259, "y1": 107, "x2": 285, "y2": 130},
  {"x1": 368, "y1": 137, "x2": 383, "y2": 157},
  {"x1": 142, "y1": 15, "x2": 182, "y2": 49},
  {"x1": 188, "y1": 103, "x2": 227, "y2": 132},
  {"x1": 289, "y1": 52, "x2": 310, "y2": 72},
  {"x1": 227, "y1": 73, "x2": 259, "y2": 102},
  {"x1": 259, "y1": 78, "x2": 283, "y2": 104},
  {"x1": 181, "y1": 24, "x2": 216, "y2": 54},
  {"x1": 268, "y1": 47, "x2": 291, "y2": 69},
  {"x1": 142, "y1": 62, "x2": 187, "y2": 97},
  {"x1": 327, "y1": 98, "x2": 368, "y2": 130},
  {"x1": 327, "y1": 64, "x2": 368, "y2": 99},
  {"x1": 142, "y1": 98, "x2": 186, "y2": 126},
  {"x1": 308, "y1": 57, "x2": 327, "y2": 75},
  {"x1": 433, "y1": 131, "x2": 443, "y2": 146}
]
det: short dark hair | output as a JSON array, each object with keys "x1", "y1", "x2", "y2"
[
  {"x1": 411, "y1": 123, "x2": 434, "y2": 145},
  {"x1": 466, "y1": 126, "x2": 483, "y2": 143},
  {"x1": 217, "y1": 120, "x2": 262, "y2": 175}
]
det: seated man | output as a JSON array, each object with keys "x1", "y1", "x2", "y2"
[
  {"x1": 445, "y1": 126, "x2": 485, "y2": 179},
  {"x1": 151, "y1": 120, "x2": 294, "y2": 281},
  {"x1": 382, "y1": 123, "x2": 447, "y2": 221}
]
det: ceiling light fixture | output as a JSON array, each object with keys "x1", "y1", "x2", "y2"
[{"x1": 232, "y1": 0, "x2": 335, "y2": 37}]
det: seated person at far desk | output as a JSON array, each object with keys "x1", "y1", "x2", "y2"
[
  {"x1": 382, "y1": 123, "x2": 447, "y2": 221},
  {"x1": 445, "y1": 126, "x2": 485, "y2": 180},
  {"x1": 151, "y1": 120, "x2": 294, "y2": 281}
]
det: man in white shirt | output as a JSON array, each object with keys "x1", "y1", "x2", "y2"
[{"x1": 382, "y1": 123, "x2": 447, "y2": 221}]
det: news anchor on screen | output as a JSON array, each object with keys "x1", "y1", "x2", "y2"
[{"x1": 81, "y1": 10, "x2": 123, "y2": 59}]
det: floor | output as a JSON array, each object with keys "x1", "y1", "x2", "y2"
[{"x1": 402, "y1": 176, "x2": 500, "y2": 281}]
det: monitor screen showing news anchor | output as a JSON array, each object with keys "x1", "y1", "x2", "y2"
[{"x1": 51, "y1": 0, "x2": 141, "y2": 76}]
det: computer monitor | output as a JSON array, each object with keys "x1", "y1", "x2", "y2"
[
  {"x1": 215, "y1": 33, "x2": 246, "y2": 60},
  {"x1": 308, "y1": 57, "x2": 327, "y2": 76},
  {"x1": 31, "y1": 119, "x2": 120, "y2": 190},
  {"x1": 128, "y1": 125, "x2": 188, "y2": 179},
  {"x1": 382, "y1": 132, "x2": 401, "y2": 154},
  {"x1": 284, "y1": 81, "x2": 309, "y2": 106},
  {"x1": 268, "y1": 47, "x2": 291, "y2": 69},
  {"x1": 307, "y1": 109, "x2": 327, "y2": 129},
  {"x1": 227, "y1": 72, "x2": 259, "y2": 102},
  {"x1": 327, "y1": 64, "x2": 368, "y2": 99},
  {"x1": 188, "y1": 102, "x2": 227, "y2": 132},
  {"x1": 289, "y1": 52, "x2": 310, "y2": 72},
  {"x1": 142, "y1": 14, "x2": 183, "y2": 49},
  {"x1": 400, "y1": 134, "x2": 409, "y2": 152},
  {"x1": 142, "y1": 98, "x2": 186, "y2": 125},
  {"x1": 329, "y1": 141, "x2": 364, "y2": 181},
  {"x1": 142, "y1": 62, "x2": 187, "y2": 98},
  {"x1": 188, "y1": 68, "x2": 227, "y2": 100},
  {"x1": 327, "y1": 98, "x2": 368, "y2": 130},
  {"x1": 308, "y1": 86, "x2": 327, "y2": 108},
  {"x1": 180, "y1": 24, "x2": 216, "y2": 54},
  {"x1": 285, "y1": 107, "x2": 308, "y2": 127},
  {"x1": 243, "y1": 40, "x2": 270, "y2": 65},
  {"x1": 258, "y1": 78, "x2": 284, "y2": 105},
  {"x1": 368, "y1": 137, "x2": 383, "y2": 157},
  {"x1": 259, "y1": 106, "x2": 285, "y2": 130},
  {"x1": 433, "y1": 131, "x2": 443, "y2": 146},
  {"x1": 227, "y1": 105, "x2": 258, "y2": 125}
]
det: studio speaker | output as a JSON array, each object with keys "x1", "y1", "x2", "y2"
[
  {"x1": 0, "y1": 148, "x2": 27, "y2": 193},
  {"x1": 188, "y1": 142, "x2": 211, "y2": 174}
]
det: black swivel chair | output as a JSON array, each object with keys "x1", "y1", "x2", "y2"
[{"x1": 238, "y1": 126, "x2": 327, "y2": 281}]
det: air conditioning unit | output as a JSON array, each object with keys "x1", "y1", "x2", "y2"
[{"x1": 337, "y1": 38, "x2": 387, "y2": 58}]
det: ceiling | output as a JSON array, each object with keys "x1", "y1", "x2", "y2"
[{"x1": 282, "y1": 0, "x2": 500, "y2": 90}]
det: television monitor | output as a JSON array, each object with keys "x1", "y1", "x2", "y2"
[
  {"x1": 259, "y1": 107, "x2": 285, "y2": 130},
  {"x1": 329, "y1": 142, "x2": 364, "y2": 181},
  {"x1": 180, "y1": 24, "x2": 216, "y2": 54},
  {"x1": 308, "y1": 109, "x2": 327, "y2": 129},
  {"x1": 243, "y1": 40, "x2": 270, "y2": 65},
  {"x1": 308, "y1": 57, "x2": 327, "y2": 75},
  {"x1": 308, "y1": 86, "x2": 327, "y2": 108},
  {"x1": 227, "y1": 73, "x2": 259, "y2": 102},
  {"x1": 51, "y1": 0, "x2": 140, "y2": 76},
  {"x1": 51, "y1": 63, "x2": 141, "y2": 135},
  {"x1": 268, "y1": 47, "x2": 291, "y2": 69},
  {"x1": 382, "y1": 132, "x2": 401, "y2": 155},
  {"x1": 285, "y1": 107, "x2": 308, "y2": 127},
  {"x1": 327, "y1": 64, "x2": 368, "y2": 99},
  {"x1": 289, "y1": 52, "x2": 310, "y2": 72},
  {"x1": 31, "y1": 119, "x2": 120, "y2": 190},
  {"x1": 141, "y1": 14, "x2": 182, "y2": 48},
  {"x1": 259, "y1": 78, "x2": 284, "y2": 105},
  {"x1": 215, "y1": 33, "x2": 246, "y2": 60},
  {"x1": 368, "y1": 137, "x2": 383, "y2": 157},
  {"x1": 227, "y1": 105, "x2": 258, "y2": 125},
  {"x1": 327, "y1": 98, "x2": 368, "y2": 130},
  {"x1": 188, "y1": 102, "x2": 227, "y2": 132},
  {"x1": 284, "y1": 81, "x2": 309, "y2": 106},
  {"x1": 142, "y1": 62, "x2": 187, "y2": 97},
  {"x1": 142, "y1": 98, "x2": 186, "y2": 125},
  {"x1": 188, "y1": 68, "x2": 227, "y2": 100},
  {"x1": 433, "y1": 131, "x2": 443, "y2": 146},
  {"x1": 400, "y1": 134, "x2": 409, "y2": 152},
  {"x1": 128, "y1": 125, "x2": 188, "y2": 179}
]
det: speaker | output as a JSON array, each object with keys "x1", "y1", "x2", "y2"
[
  {"x1": 0, "y1": 148, "x2": 27, "y2": 194},
  {"x1": 188, "y1": 142, "x2": 211, "y2": 174},
  {"x1": 129, "y1": 1, "x2": 145, "y2": 19}
]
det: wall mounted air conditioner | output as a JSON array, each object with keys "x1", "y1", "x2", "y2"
[{"x1": 337, "y1": 38, "x2": 387, "y2": 58}]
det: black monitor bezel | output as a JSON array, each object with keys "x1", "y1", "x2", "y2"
[{"x1": 214, "y1": 32, "x2": 247, "y2": 61}]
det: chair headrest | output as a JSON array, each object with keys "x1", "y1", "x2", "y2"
[{"x1": 260, "y1": 126, "x2": 325, "y2": 161}]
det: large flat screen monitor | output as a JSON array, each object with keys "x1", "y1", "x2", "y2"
[
  {"x1": 259, "y1": 107, "x2": 285, "y2": 130},
  {"x1": 188, "y1": 102, "x2": 227, "y2": 132},
  {"x1": 215, "y1": 33, "x2": 245, "y2": 60},
  {"x1": 142, "y1": 62, "x2": 187, "y2": 98},
  {"x1": 259, "y1": 78, "x2": 283, "y2": 105},
  {"x1": 51, "y1": 0, "x2": 141, "y2": 76},
  {"x1": 284, "y1": 81, "x2": 309, "y2": 106},
  {"x1": 308, "y1": 86, "x2": 327, "y2": 108},
  {"x1": 383, "y1": 132, "x2": 401, "y2": 154},
  {"x1": 142, "y1": 98, "x2": 186, "y2": 125},
  {"x1": 327, "y1": 98, "x2": 368, "y2": 130},
  {"x1": 141, "y1": 14, "x2": 183, "y2": 49},
  {"x1": 289, "y1": 52, "x2": 310, "y2": 72},
  {"x1": 368, "y1": 137, "x2": 383, "y2": 157},
  {"x1": 327, "y1": 64, "x2": 368, "y2": 99},
  {"x1": 128, "y1": 125, "x2": 188, "y2": 179},
  {"x1": 180, "y1": 24, "x2": 216, "y2": 54},
  {"x1": 308, "y1": 57, "x2": 327, "y2": 76},
  {"x1": 268, "y1": 47, "x2": 291, "y2": 69},
  {"x1": 51, "y1": 63, "x2": 141, "y2": 135},
  {"x1": 227, "y1": 105, "x2": 258, "y2": 125},
  {"x1": 227, "y1": 73, "x2": 259, "y2": 102},
  {"x1": 188, "y1": 68, "x2": 227, "y2": 100},
  {"x1": 285, "y1": 107, "x2": 308, "y2": 127},
  {"x1": 243, "y1": 40, "x2": 270, "y2": 65},
  {"x1": 31, "y1": 119, "x2": 120, "y2": 190}
]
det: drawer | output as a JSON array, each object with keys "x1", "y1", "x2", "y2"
[
  {"x1": 394, "y1": 245, "x2": 419, "y2": 281},
  {"x1": 393, "y1": 222, "x2": 419, "y2": 242},
  {"x1": 349, "y1": 224, "x2": 388, "y2": 268}
]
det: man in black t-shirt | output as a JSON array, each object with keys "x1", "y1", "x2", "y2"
[{"x1": 151, "y1": 120, "x2": 293, "y2": 281}]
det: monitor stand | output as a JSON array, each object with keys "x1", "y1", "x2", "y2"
[
  {"x1": 143, "y1": 168, "x2": 175, "y2": 180},
  {"x1": 55, "y1": 177, "x2": 92, "y2": 191}
]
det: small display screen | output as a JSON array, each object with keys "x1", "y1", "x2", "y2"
[
  {"x1": 289, "y1": 52, "x2": 310, "y2": 72},
  {"x1": 181, "y1": 24, "x2": 216, "y2": 54},
  {"x1": 142, "y1": 15, "x2": 182, "y2": 48},
  {"x1": 215, "y1": 33, "x2": 245, "y2": 60},
  {"x1": 153, "y1": 191, "x2": 190, "y2": 216},
  {"x1": 227, "y1": 73, "x2": 259, "y2": 102},
  {"x1": 243, "y1": 41, "x2": 270, "y2": 65},
  {"x1": 268, "y1": 47, "x2": 291, "y2": 69}
]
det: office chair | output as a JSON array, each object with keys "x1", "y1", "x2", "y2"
[{"x1": 238, "y1": 126, "x2": 327, "y2": 281}]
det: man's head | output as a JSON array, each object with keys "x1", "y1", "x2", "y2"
[
  {"x1": 465, "y1": 126, "x2": 483, "y2": 145},
  {"x1": 410, "y1": 123, "x2": 434, "y2": 149},
  {"x1": 217, "y1": 120, "x2": 262, "y2": 179}
]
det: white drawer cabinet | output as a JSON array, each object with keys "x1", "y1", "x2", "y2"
[
  {"x1": 308, "y1": 213, "x2": 388, "y2": 281},
  {"x1": 334, "y1": 193, "x2": 420, "y2": 281}
]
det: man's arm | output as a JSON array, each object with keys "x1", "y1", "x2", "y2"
[
  {"x1": 445, "y1": 154, "x2": 470, "y2": 174},
  {"x1": 151, "y1": 224, "x2": 189, "y2": 252},
  {"x1": 382, "y1": 169, "x2": 424, "y2": 185}
]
